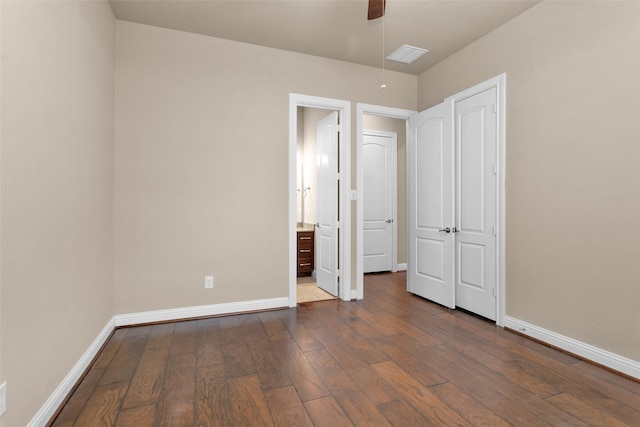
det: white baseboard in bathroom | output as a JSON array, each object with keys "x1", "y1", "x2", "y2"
[
  {"x1": 28, "y1": 317, "x2": 116, "y2": 427},
  {"x1": 395, "y1": 263, "x2": 407, "y2": 271},
  {"x1": 115, "y1": 297, "x2": 290, "y2": 327},
  {"x1": 504, "y1": 316, "x2": 640, "y2": 380}
]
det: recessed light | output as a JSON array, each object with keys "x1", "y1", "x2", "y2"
[{"x1": 386, "y1": 45, "x2": 429, "y2": 64}]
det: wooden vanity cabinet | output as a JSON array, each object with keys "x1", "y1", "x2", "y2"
[{"x1": 296, "y1": 230, "x2": 314, "y2": 277}]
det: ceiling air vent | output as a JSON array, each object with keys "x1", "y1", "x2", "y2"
[{"x1": 386, "y1": 45, "x2": 429, "y2": 64}]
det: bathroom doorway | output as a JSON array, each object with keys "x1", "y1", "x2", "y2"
[
  {"x1": 295, "y1": 106, "x2": 339, "y2": 303},
  {"x1": 288, "y1": 94, "x2": 351, "y2": 307}
]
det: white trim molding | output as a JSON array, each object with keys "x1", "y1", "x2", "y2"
[
  {"x1": 396, "y1": 263, "x2": 407, "y2": 271},
  {"x1": 28, "y1": 318, "x2": 116, "y2": 427},
  {"x1": 504, "y1": 316, "x2": 640, "y2": 380},
  {"x1": 115, "y1": 297, "x2": 289, "y2": 327}
]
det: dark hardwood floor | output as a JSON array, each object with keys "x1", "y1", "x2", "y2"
[{"x1": 50, "y1": 272, "x2": 640, "y2": 426}]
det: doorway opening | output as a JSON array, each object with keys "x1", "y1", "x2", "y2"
[
  {"x1": 356, "y1": 104, "x2": 416, "y2": 300},
  {"x1": 289, "y1": 94, "x2": 351, "y2": 307},
  {"x1": 295, "y1": 106, "x2": 339, "y2": 303}
]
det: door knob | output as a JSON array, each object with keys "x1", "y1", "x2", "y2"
[
  {"x1": 438, "y1": 227, "x2": 451, "y2": 233},
  {"x1": 385, "y1": 219, "x2": 393, "y2": 223}
]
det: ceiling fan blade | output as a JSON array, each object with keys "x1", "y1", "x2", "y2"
[{"x1": 367, "y1": 0, "x2": 386, "y2": 20}]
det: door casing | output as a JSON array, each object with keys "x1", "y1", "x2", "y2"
[{"x1": 289, "y1": 94, "x2": 351, "y2": 306}]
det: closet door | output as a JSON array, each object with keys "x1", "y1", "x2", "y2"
[
  {"x1": 407, "y1": 102, "x2": 455, "y2": 308},
  {"x1": 454, "y1": 88, "x2": 498, "y2": 320}
]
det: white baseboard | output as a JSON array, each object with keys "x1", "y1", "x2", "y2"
[
  {"x1": 350, "y1": 290, "x2": 358, "y2": 300},
  {"x1": 28, "y1": 317, "x2": 116, "y2": 427},
  {"x1": 504, "y1": 316, "x2": 640, "y2": 380},
  {"x1": 115, "y1": 297, "x2": 289, "y2": 327},
  {"x1": 395, "y1": 263, "x2": 407, "y2": 271}
]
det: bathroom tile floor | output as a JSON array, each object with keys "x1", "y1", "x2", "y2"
[{"x1": 297, "y1": 277, "x2": 337, "y2": 303}]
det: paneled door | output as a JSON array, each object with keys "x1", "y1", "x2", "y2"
[
  {"x1": 454, "y1": 87, "x2": 498, "y2": 320},
  {"x1": 407, "y1": 102, "x2": 455, "y2": 309},
  {"x1": 316, "y1": 111, "x2": 339, "y2": 296},
  {"x1": 363, "y1": 131, "x2": 395, "y2": 273},
  {"x1": 407, "y1": 88, "x2": 499, "y2": 321}
]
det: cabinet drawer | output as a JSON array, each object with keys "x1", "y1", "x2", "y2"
[
  {"x1": 297, "y1": 230, "x2": 315, "y2": 276},
  {"x1": 297, "y1": 252, "x2": 312, "y2": 263},
  {"x1": 298, "y1": 247, "x2": 313, "y2": 255},
  {"x1": 297, "y1": 232, "x2": 314, "y2": 243}
]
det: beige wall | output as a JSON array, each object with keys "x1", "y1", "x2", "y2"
[
  {"x1": 419, "y1": 1, "x2": 640, "y2": 361},
  {"x1": 0, "y1": 1, "x2": 115, "y2": 425},
  {"x1": 362, "y1": 115, "x2": 407, "y2": 265},
  {"x1": 114, "y1": 20, "x2": 417, "y2": 314}
]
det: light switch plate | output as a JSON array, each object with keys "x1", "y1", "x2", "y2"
[
  {"x1": 205, "y1": 276, "x2": 214, "y2": 289},
  {"x1": 0, "y1": 381, "x2": 6, "y2": 416}
]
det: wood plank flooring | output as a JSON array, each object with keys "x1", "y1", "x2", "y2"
[{"x1": 49, "y1": 272, "x2": 640, "y2": 426}]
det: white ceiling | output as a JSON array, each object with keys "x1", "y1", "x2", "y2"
[{"x1": 108, "y1": 0, "x2": 540, "y2": 75}]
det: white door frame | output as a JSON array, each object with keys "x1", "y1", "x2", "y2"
[
  {"x1": 362, "y1": 129, "x2": 398, "y2": 273},
  {"x1": 445, "y1": 73, "x2": 507, "y2": 326},
  {"x1": 356, "y1": 104, "x2": 416, "y2": 300},
  {"x1": 289, "y1": 94, "x2": 351, "y2": 307}
]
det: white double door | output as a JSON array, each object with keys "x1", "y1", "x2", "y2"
[{"x1": 408, "y1": 87, "x2": 498, "y2": 320}]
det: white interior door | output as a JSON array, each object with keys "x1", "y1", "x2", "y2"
[
  {"x1": 316, "y1": 111, "x2": 339, "y2": 296},
  {"x1": 363, "y1": 132, "x2": 395, "y2": 273},
  {"x1": 407, "y1": 102, "x2": 455, "y2": 308},
  {"x1": 454, "y1": 88, "x2": 497, "y2": 320}
]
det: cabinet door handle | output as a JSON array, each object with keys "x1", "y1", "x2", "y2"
[
  {"x1": 299, "y1": 237, "x2": 311, "y2": 240},
  {"x1": 299, "y1": 263, "x2": 311, "y2": 267},
  {"x1": 299, "y1": 249, "x2": 311, "y2": 253}
]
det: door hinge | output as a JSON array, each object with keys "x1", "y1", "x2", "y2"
[
  {"x1": 336, "y1": 124, "x2": 343, "y2": 132},
  {"x1": 493, "y1": 103, "x2": 497, "y2": 114},
  {"x1": 493, "y1": 225, "x2": 497, "y2": 236},
  {"x1": 336, "y1": 172, "x2": 341, "y2": 180},
  {"x1": 336, "y1": 221, "x2": 341, "y2": 229},
  {"x1": 493, "y1": 287, "x2": 497, "y2": 298},
  {"x1": 493, "y1": 164, "x2": 497, "y2": 175}
]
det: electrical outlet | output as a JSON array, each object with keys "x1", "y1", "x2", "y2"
[
  {"x1": 0, "y1": 381, "x2": 6, "y2": 416},
  {"x1": 204, "y1": 276, "x2": 214, "y2": 289}
]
